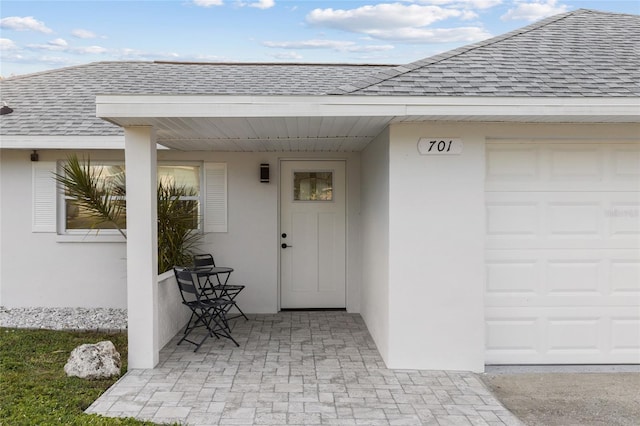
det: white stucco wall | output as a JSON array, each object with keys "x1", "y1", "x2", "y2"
[
  {"x1": 387, "y1": 122, "x2": 486, "y2": 372},
  {"x1": 157, "y1": 270, "x2": 191, "y2": 350},
  {"x1": 0, "y1": 149, "x2": 362, "y2": 315},
  {"x1": 360, "y1": 128, "x2": 390, "y2": 363},
  {"x1": 0, "y1": 149, "x2": 128, "y2": 308}
]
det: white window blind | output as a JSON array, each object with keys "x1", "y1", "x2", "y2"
[
  {"x1": 204, "y1": 162, "x2": 227, "y2": 233},
  {"x1": 32, "y1": 162, "x2": 57, "y2": 232}
]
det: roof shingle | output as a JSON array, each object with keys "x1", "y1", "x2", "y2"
[
  {"x1": 0, "y1": 63, "x2": 395, "y2": 136},
  {"x1": 329, "y1": 9, "x2": 640, "y2": 97}
]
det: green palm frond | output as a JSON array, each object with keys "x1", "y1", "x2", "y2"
[{"x1": 157, "y1": 181, "x2": 202, "y2": 274}]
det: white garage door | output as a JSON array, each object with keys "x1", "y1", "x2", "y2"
[{"x1": 485, "y1": 140, "x2": 640, "y2": 364}]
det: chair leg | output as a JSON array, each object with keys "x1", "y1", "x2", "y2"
[
  {"x1": 210, "y1": 306, "x2": 240, "y2": 347},
  {"x1": 179, "y1": 310, "x2": 214, "y2": 351},
  {"x1": 218, "y1": 288, "x2": 249, "y2": 321}
]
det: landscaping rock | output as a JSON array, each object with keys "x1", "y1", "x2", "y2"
[{"x1": 64, "y1": 341, "x2": 121, "y2": 380}]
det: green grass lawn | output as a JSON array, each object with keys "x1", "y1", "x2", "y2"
[{"x1": 0, "y1": 328, "x2": 159, "y2": 425}]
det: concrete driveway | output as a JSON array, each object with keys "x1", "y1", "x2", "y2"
[{"x1": 481, "y1": 368, "x2": 640, "y2": 426}]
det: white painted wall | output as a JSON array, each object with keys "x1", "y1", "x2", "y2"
[
  {"x1": 360, "y1": 128, "x2": 390, "y2": 363},
  {"x1": 157, "y1": 270, "x2": 191, "y2": 350},
  {"x1": 0, "y1": 149, "x2": 128, "y2": 308},
  {"x1": 387, "y1": 122, "x2": 486, "y2": 372},
  {"x1": 0, "y1": 149, "x2": 362, "y2": 316}
]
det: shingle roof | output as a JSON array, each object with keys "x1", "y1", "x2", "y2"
[
  {"x1": 330, "y1": 9, "x2": 640, "y2": 96},
  {"x1": 1, "y1": 9, "x2": 638, "y2": 138},
  {"x1": 0, "y1": 62, "x2": 395, "y2": 136}
]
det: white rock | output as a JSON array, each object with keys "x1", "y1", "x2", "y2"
[{"x1": 64, "y1": 340, "x2": 121, "y2": 380}]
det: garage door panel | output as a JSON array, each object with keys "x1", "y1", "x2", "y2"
[
  {"x1": 486, "y1": 307, "x2": 640, "y2": 364},
  {"x1": 485, "y1": 140, "x2": 639, "y2": 365},
  {"x1": 613, "y1": 147, "x2": 640, "y2": 179},
  {"x1": 486, "y1": 142, "x2": 640, "y2": 192},
  {"x1": 485, "y1": 318, "x2": 539, "y2": 354},
  {"x1": 486, "y1": 249, "x2": 640, "y2": 307},
  {"x1": 486, "y1": 192, "x2": 640, "y2": 249},
  {"x1": 611, "y1": 319, "x2": 640, "y2": 353},
  {"x1": 549, "y1": 147, "x2": 602, "y2": 181},
  {"x1": 486, "y1": 146, "x2": 539, "y2": 181},
  {"x1": 611, "y1": 260, "x2": 640, "y2": 293},
  {"x1": 610, "y1": 203, "x2": 640, "y2": 236}
]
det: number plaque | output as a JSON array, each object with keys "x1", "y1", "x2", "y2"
[{"x1": 417, "y1": 138, "x2": 463, "y2": 155}]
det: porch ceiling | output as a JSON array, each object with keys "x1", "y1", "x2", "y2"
[
  {"x1": 111, "y1": 116, "x2": 393, "y2": 152},
  {"x1": 96, "y1": 95, "x2": 640, "y2": 152}
]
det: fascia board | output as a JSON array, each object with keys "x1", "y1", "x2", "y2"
[
  {"x1": 0, "y1": 135, "x2": 169, "y2": 150},
  {"x1": 96, "y1": 95, "x2": 640, "y2": 121}
]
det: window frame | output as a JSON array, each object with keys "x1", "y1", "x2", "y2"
[{"x1": 56, "y1": 160, "x2": 204, "y2": 237}]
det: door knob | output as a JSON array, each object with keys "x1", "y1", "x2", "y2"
[{"x1": 281, "y1": 243, "x2": 292, "y2": 249}]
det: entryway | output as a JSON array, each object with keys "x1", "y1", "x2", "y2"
[
  {"x1": 86, "y1": 312, "x2": 521, "y2": 425},
  {"x1": 279, "y1": 160, "x2": 346, "y2": 309}
]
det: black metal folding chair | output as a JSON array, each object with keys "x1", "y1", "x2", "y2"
[
  {"x1": 173, "y1": 266, "x2": 239, "y2": 351},
  {"x1": 193, "y1": 253, "x2": 248, "y2": 321}
]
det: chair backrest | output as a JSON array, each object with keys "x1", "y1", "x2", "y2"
[
  {"x1": 173, "y1": 267, "x2": 203, "y2": 304},
  {"x1": 193, "y1": 253, "x2": 215, "y2": 268}
]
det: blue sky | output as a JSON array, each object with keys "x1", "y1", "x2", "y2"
[{"x1": 1, "y1": 0, "x2": 638, "y2": 77}]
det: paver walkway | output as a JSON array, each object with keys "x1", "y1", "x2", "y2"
[{"x1": 87, "y1": 312, "x2": 522, "y2": 425}]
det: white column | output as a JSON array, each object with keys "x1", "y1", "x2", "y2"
[{"x1": 124, "y1": 126, "x2": 159, "y2": 369}]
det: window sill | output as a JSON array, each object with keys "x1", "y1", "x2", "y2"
[{"x1": 56, "y1": 233, "x2": 126, "y2": 243}]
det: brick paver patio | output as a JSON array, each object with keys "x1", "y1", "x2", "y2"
[{"x1": 87, "y1": 312, "x2": 522, "y2": 425}]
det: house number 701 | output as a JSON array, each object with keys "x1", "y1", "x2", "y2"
[{"x1": 417, "y1": 138, "x2": 463, "y2": 155}]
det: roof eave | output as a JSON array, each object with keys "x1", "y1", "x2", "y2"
[{"x1": 96, "y1": 95, "x2": 640, "y2": 123}]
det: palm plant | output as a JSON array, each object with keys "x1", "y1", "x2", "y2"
[
  {"x1": 55, "y1": 154, "x2": 202, "y2": 273},
  {"x1": 55, "y1": 155, "x2": 126, "y2": 238},
  {"x1": 157, "y1": 181, "x2": 202, "y2": 274}
]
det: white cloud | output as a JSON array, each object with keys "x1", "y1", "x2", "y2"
[
  {"x1": 263, "y1": 39, "x2": 394, "y2": 52},
  {"x1": 72, "y1": 29, "x2": 97, "y2": 39},
  {"x1": 193, "y1": 0, "x2": 224, "y2": 7},
  {"x1": 501, "y1": 0, "x2": 568, "y2": 21},
  {"x1": 74, "y1": 45, "x2": 108, "y2": 54},
  {"x1": 249, "y1": 0, "x2": 275, "y2": 9},
  {"x1": 0, "y1": 38, "x2": 17, "y2": 51},
  {"x1": 306, "y1": 3, "x2": 490, "y2": 44},
  {"x1": 117, "y1": 48, "x2": 182, "y2": 60},
  {"x1": 268, "y1": 51, "x2": 303, "y2": 60},
  {"x1": 49, "y1": 38, "x2": 68, "y2": 47},
  {"x1": 0, "y1": 16, "x2": 53, "y2": 33},
  {"x1": 26, "y1": 39, "x2": 109, "y2": 55},
  {"x1": 410, "y1": 0, "x2": 502, "y2": 9},
  {"x1": 367, "y1": 26, "x2": 491, "y2": 43},
  {"x1": 27, "y1": 38, "x2": 69, "y2": 51},
  {"x1": 307, "y1": 4, "x2": 464, "y2": 32}
]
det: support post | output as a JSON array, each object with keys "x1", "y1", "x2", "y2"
[{"x1": 124, "y1": 126, "x2": 159, "y2": 369}]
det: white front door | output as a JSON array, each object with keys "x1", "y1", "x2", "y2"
[{"x1": 280, "y1": 160, "x2": 346, "y2": 308}]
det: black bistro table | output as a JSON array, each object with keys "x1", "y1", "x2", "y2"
[{"x1": 192, "y1": 265, "x2": 248, "y2": 321}]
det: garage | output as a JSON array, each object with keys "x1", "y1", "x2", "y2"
[{"x1": 485, "y1": 140, "x2": 640, "y2": 364}]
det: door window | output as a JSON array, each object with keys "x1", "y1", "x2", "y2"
[{"x1": 293, "y1": 171, "x2": 333, "y2": 201}]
